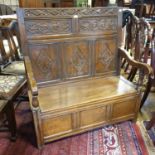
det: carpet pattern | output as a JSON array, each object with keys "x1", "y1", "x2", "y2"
[
  {"x1": 0, "y1": 102, "x2": 150, "y2": 155},
  {"x1": 88, "y1": 122, "x2": 148, "y2": 155}
]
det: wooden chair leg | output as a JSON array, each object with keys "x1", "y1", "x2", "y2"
[
  {"x1": 5, "y1": 101, "x2": 16, "y2": 141},
  {"x1": 140, "y1": 78, "x2": 152, "y2": 109},
  {"x1": 121, "y1": 58, "x2": 126, "y2": 68},
  {"x1": 127, "y1": 67, "x2": 137, "y2": 81},
  {"x1": 124, "y1": 63, "x2": 129, "y2": 72},
  {"x1": 144, "y1": 84, "x2": 155, "y2": 145},
  {"x1": 146, "y1": 112, "x2": 155, "y2": 130}
]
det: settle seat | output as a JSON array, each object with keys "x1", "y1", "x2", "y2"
[{"x1": 17, "y1": 7, "x2": 153, "y2": 148}]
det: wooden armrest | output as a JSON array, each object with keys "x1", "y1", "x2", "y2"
[
  {"x1": 24, "y1": 56, "x2": 39, "y2": 108},
  {"x1": 24, "y1": 56, "x2": 38, "y2": 96},
  {"x1": 119, "y1": 47, "x2": 154, "y2": 78}
]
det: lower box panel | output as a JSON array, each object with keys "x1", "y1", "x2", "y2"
[{"x1": 41, "y1": 95, "x2": 139, "y2": 142}]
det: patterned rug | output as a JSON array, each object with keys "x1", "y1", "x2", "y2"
[{"x1": 0, "y1": 102, "x2": 150, "y2": 155}]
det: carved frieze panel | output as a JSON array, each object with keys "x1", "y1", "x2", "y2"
[
  {"x1": 25, "y1": 20, "x2": 72, "y2": 36},
  {"x1": 95, "y1": 38, "x2": 116, "y2": 74},
  {"x1": 24, "y1": 8, "x2": 118, "y2": 18},
  {"x1": 63, "y1": 41, "x2": 90, "y2": 78},
  {"x1": 79, "y1": 17, "x2": 117, "y2": 33},
  {"x1": 28, "y1": 43, "x2": 60, "y2": 83}
]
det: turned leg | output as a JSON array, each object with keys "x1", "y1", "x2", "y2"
[
  {"x1": 121, "y1": 58, "x2": 126, "y2": 68},
  {"x1": 124, "y1": 63, "x2": 130, "y2": 72},
  {"x1": 127, "y1": 67, "x2": 137, "y2": 81},
  {"x1": 140, "y1": 78, "x2": 152, "y2": 109},
  {"x1": 5, "y1": 101, "x2": 16, "y2": 141},
  {"x1": 146, "y1": 112, "x2": 155, "y2": 130}
]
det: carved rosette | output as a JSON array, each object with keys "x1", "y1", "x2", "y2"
[
  {"x1": 25, "y1": 20, "x2": 71, "y2": 36},
  {"x1": 24, "y1": 8, "x2": 118, "y2": 18},
  {"x1": 79, "y1": 17, "x2": 117, "y2": 32}
]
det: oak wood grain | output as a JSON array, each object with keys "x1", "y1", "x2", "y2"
[
  {"x1": 17, "y1": 7, "x2": 144, "y2": 148},
  {"x1": 38, "y1": 76, "x2": 137, "y2": 113}
]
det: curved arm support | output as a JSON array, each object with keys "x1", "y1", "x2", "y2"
[{"x1": 119, "y1": 47, "x2": 154, "y2": 78}]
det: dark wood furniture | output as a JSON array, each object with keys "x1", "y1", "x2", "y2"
[
  {"x1": 146, "y1": 112, "x2": 155, "y2": 146},
  {"x1": 0, "y1": 18, "x2": 27, "y2": 138},
  {"x1": 19, "y1": 0, "x2": 75, "y2": 7},
  {"x1": 0, "y1": 74, "x2": 26, "y2": 140},
  {"x1": 0, "y1": 20, "x2": 27, "y2": 139},
  {"x1": 0, "y1": 100, "x2": 16, "y2": 140},
  {"x1": 144, "y1": 0, "x2": 155, "y2": 18},
  {"x1": 145, "y1": 21, "x2": 155, "y2": 141},
  {"x1": 139, "y1": 19, "x2": 155, "y2": 107},
  {"x1": 18, "y1": 0, "x2": 114, "y2": 8},
  {"x1": 44, "y1": 0, "x2": 61, "y2": 7},
  {"x1": 114, "y1": 0, "x2": 132, "y2": 7},
  {"x1": 150, "y1": 22, "x2": 155, "y2": 88},
  {"x1": 17, "y1": 7, "x2": 153, "y2": 148},
  {"x1": 133, "y1": 0, "x2": 155, "y2": 18},
  {"x1": 19, "y1": 0, "x2": 43, "y2": 7},
  {"x1": 121, "y1": 12, "x2": 154, "y2": 108},
  {"x1": 0, "y1": 19, "x2": 25, "y2": 75}
]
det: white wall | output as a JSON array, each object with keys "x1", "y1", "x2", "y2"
[{"x1": 0, "y1": 0, "x2": 19, "y2": 11}]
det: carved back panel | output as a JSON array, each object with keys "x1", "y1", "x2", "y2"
[{"x1": 17, "y1": 7, "x2": 122, "y2": 86}]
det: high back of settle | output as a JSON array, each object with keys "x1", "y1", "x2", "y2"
[{"x1": 17, "y1": 7, "x2": 122, "y2": 86}]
